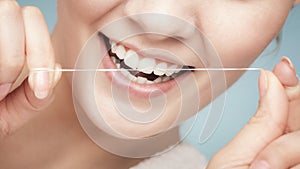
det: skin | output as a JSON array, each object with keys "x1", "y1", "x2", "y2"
[
  {"x1": 0, "y1": 0, "x2": 299, "y2": 168},
  {"x1": 54, "y1": 0, "x2": 292, "y2": 137},
  {"x1": 208, "y1": 59, "x2": 300, "y2": 169}
]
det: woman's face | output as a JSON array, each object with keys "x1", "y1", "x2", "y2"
[{"x1": 55, "y1": 0, "x2": 293, "y2": 138}]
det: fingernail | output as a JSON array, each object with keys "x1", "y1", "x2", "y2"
[
  {"x1": 34, "y1": 71, "x2": 49, "y2": 99},
  {"x1": 0, "y1": 83, "x2": 12, "y2": 100},
  {"x1": 53, "y1": 64, "x2": 62, "y2": 86},
  {"x1": 281, "y1": 56, "x2": 294, "y2": 70},
  {"x1": 259, "y1": 70, "x2": 269, "y2": 97},
  {"x1": 250, "y1": 161, "x2": 270, "y2": 169}
]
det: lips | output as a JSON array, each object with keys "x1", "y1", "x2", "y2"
[{"x1": 100, "y1": 33, "x2": 194, "y2": 97}]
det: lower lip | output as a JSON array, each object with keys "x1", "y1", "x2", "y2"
[{"x1": 100, "y1": 42, "x2": 190, "y2": 98}]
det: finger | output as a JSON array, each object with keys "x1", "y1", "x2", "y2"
[
  {"x1": 0, "y1": 80, "x2": 55, "y2": 139},
  {"x1": 22, "y1": 6, "x2": 56, "y2": 99},
  {"x1": 251, "y1": 131, "x2": 300, "y2": 169},
  {"x1": 0, "y1": 64, "x2": 61, "y2": 139},
  {"x1": 286, "y1": 85, "x2": 300, "y2": 101},
  {"x1": 0, "y1": 1, "x2": 25, "y2": 97},
  {"x1": 208, "y1": 70, "x2": 289, "y2": 168},
  {"x1": 273, "y1": 56, "x2": 299, "y2": 100},
  {"x1": 286, "y1": 97, "x2": 300, "y2": 132},
  {"x1": 273, "y1": 56, "x2": 298, "y2": 87},
  {"x1": 0, "y1": 5, "x2": 62, "y2": 139}
]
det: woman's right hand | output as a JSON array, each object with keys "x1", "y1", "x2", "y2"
[{"x1": 0, "y1": 1, "x2": 61, "y2": 139}]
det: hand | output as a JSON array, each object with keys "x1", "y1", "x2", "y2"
[
  {"x1": 249, "y1": 57, "x2": 300, "y2": 169},
  {"x1": 207, "y1": 57, "x2": 298, "y2": 168},
  {"x1": 0, "y1": 1, "x2": 61, "y2": 139}
]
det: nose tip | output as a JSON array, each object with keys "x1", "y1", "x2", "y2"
[{"x1": 128, "y1": 13, "x2": 196, "y2": 41}]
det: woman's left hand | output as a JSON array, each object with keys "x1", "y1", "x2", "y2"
[
  {"x1": 250, "y1": 57, "x2": 300, "y2": 169},
  {"x1": 207, "y1": 57, "x2": 300, "y2": 169}
]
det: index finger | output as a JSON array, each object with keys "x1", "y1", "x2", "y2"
[
  {"x1": 22, "y1": 6, "x2": 55, "y2": 99},
  {"x1": 22, "y1": 6, "x2": 55, "y2": 69}
]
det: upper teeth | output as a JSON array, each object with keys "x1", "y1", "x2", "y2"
[
  {"x1": 138, "y1": 58, "x2": 156, "y2": 74},
  {"x1": 124, "y1": 50, "x2": 139, "y2": 69},
  {"x1": 110, "y1": 42, "x2": 182, "y2": 77},
  {"x1": 154, "y1": 62, "x2": 167, "y2": 76},
  {"x1": 115, "y1": 45, "x2": 126, "y2": 60}
]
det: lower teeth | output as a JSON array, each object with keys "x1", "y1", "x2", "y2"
[
  {"x1": 120, "y1": 68, "x2": 169, "y2": 84},
  {"x1": 111, "y1": 56, "x2": 175, "y2": 84}
]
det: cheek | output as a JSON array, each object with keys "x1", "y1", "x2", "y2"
[
  {"x1": 56, "y1": 0, "x2": 123, "y2": 83},
  {"x1": 191, "y1": 1, "x2": 291, "y2": 90},
  {"x1": 198, "y1": 1, "x2": 291, "y2": 68},
  {"x1": 60, "y1": 0, "x2": 122, "y2": 22}
]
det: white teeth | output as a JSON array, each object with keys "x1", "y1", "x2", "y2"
[
  {"x1": 146, "y1": 81, "x2": 154, "y2": 84},
  {"x1": 154, "y1": 62, "x2": 167, "y2": 76},
  {"x1": 166, "y1": 64, "x2": 179, "y2": 76},
  {"x1": 128, "y1": 73, "x2": 137, "y2": 81},
  {"x1": 138, "y1": 58, "x2": 155, "y2": 74},
  {"x1": 115, "y1": 45, "x2": 126, "y2": 59},
  {"x1": 124, "y1": 50, "x2": 139, "y2": 69},
  {"x1": 162, "y1": 76, "x2": 171, "y2": 82},
  {"x1": 120, "y1": 69, "x2": 154, "y2": 84},
  {"x1": 153, "y1": 77, "x2": 162, "y2": 83},
  {"x1": 111, "y1": 56, "x2": 117, "y2": 64},
  {"x1": 120, "y1": 68, "x2": 130, "y2": 77},
  {"x1": 136, "y1": 77, "x2": 147, "y2": 84},
  {"x1": 111, "y1": 42, "x2": 117, "y2": 53},
  {"x1": 109, "y1": 41, "x2": 186, "y2": 84}
]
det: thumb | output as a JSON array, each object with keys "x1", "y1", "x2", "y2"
[
  {"x1": 208, "y1": 70, "x2": 289, "y2": 168},
  {"x1": 0, "y1": 64, "x2": 61, "y2": 139}
]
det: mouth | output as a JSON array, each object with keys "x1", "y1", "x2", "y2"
[
  {"x1": 102, "y1": 33, "x2": 194, "y2": 83},
  {"x1": 100, "y1": 33, "x2": 194, "y2": 97}
]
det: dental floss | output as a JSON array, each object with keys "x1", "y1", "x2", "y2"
[{"x1": 30, "y1": 67, "x2": 262, "y2": 73}]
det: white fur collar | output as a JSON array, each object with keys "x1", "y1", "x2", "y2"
[{"x1": 131, "y1": 144, "x2": 207, "y2": 169}]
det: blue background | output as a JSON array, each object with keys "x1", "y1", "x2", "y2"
[{"x1": 17, "y1": 0, "x2": 300, "y2": 159}]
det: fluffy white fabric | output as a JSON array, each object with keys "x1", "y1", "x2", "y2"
[{"x1": 131, "y1": 144, "x2": 207, "y2": 169}]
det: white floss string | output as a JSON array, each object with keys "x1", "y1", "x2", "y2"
[{"x1": 30, "y1": 67, "x2": 262, "y2": 72}]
